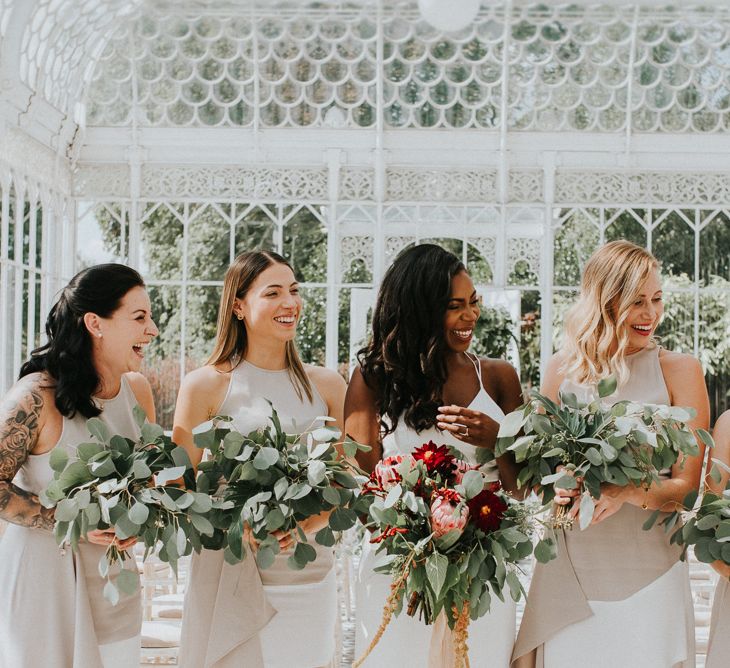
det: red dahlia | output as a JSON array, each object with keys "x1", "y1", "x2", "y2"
[
  {"x1": 412, "y1": 441, "x2": 456, "y2": 476},
  {"x1": 466, "y1": 487, "x2": 507, "y2": 533}
]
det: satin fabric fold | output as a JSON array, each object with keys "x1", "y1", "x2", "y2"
[
  {"x1": 0, "y1": 525, "x2": 142, "y2": 667},
  {"x1": 178, "y1": 546, "x2": 276, "y2": 668},
  {"x1": 706, "y1": 576, "x2": 730, "y2": 668},
  {"x1": 511, "y1": 505, "x2": 691, "y2": 668}
]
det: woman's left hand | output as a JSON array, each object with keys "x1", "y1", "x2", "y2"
[
  {"x1": 574, "y1": 483, "x2": 627, "y2": 525},
  {"x1": 436, "y1": 405, "x2": 500, "y2": 449}
]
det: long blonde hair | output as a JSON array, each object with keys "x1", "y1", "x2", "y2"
[
  {"x1": 207, "y1": 250, "x2": 314, "y2": 402},
  {"x1": 561, "y1": 240, "x2": 660, "y2": 387}
]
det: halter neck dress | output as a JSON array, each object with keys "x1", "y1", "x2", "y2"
[
  {"x1": 354, "y1": 353, "x2": 517, "y2": 667},
  {"x1": 512, "y1": 346, "x2": 695, "y2": 668},
  {"x1": 0, "y1": 374, "x2": 143, "y2": 668},
  {"x1": 179, "y1": 360, "x2": 337, "y2": 668}
]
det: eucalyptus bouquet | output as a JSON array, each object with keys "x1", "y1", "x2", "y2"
[
  {"x1": 353, "y1": 442, "x2": 537, "y2": 668},
  {"x1": 192, "y1": 406, "x2": 369, "y2": 571},
  {"x1": 40, "y1": 406, "x2": 223, "y2": 604},
  {"x1": 646, "y1": 459, "x2": 729, "y2": 566},
  {"x1": 495, "y1": 376, "x2": 712, "y2": 530}
]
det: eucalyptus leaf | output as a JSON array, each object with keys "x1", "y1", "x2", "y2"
[
  {"x1": 253, "y1": 447, "x2": 280, "y2": 470},
  {"x1": 425, "y1": 552, "x2": 449, "y2": 597},
  {"x1": 103, "y1": 580, "x2": 120, "y2": 606},
  {"x1": 597, "y1": 376, "x2": 618, "y2": 398},
  {"x1": 117, "y1": 567, "x2": 140, "y2": 595},
  {"x1": 87, "y1": 418, "x2": 112, "y2": 444},
  {"x1": 461, "y1": 470, "x2": 484, "y2": 500}
]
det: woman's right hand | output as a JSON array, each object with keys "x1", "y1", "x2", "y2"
[
  {"x1": 711, "y1": 560, "x2": 730, "y2": 580},
  {"x1": 554, "y1": 465, "x2": 582, "y2": 509},
  {"x1": 86, "y1": 528, "x2": 137, "y2": 551}
]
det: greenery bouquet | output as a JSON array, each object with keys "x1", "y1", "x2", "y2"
[
  {"x1": 353, "y1": 442, "x2": 537, "y2": 668},
  {"x1": 495, "y1": 377, "x2": 712, "y2": 531},
  {"x1": 647, "y1": 460, "x2": 730, "y2": 566},
  {"x1": 40, "y1": 406, "x2": 221, "y2": 604},
  {"x1": 192, "y1": 405, "x2": 369, "y2": 571}
]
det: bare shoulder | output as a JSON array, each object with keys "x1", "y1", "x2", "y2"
[
  {"x1": 180, "y1": 364, "x2": 230, "y2": 396},
  {"x1": 306, "y1": 364, "x2": 347, "y2": 396},
  {"x1": 714, "y1": 410, "x2": 730, "y2": 440},
  {"x1": 2, "y1": 372, "x2": 55, "y2": 415},
  {"x1": 124, "y1": 372, "x2": 153, "y2": 398},
  {"x1": 478, "y1": 357, "x2": 519, "y2": 382},
  {"x1": 658, "y1": 348, "x2": 703, "y2": 376}
]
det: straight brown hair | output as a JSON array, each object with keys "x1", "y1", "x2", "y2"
[{"x1": 208, "y1": 250, "x2": 313, "y2": 402}]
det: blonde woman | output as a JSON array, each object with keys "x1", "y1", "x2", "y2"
[
  {"x1": 512, "y1": 241, "x2": 709, "y2": 668},
  {"x1": 175, "y1": 251, "x2": 346, "y2": 668},
  {"x1": 703, "y1": 411, "x2": 730, "y2": 668}
]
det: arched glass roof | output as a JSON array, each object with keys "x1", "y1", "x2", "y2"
[{"x1": 3, "y1": 1, "x2": 730, "y2": 142}]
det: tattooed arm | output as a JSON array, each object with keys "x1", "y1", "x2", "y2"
[{"x1": 0, "y1": 374, "x2": 55, "y2": 530}]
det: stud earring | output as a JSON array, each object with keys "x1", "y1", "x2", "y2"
[
  {"x1": 97, "y1": 333, "x2": 103, "y2": 338},
  {"x1": 237, "y1": 314, "x2": 244, "y2": 321}
]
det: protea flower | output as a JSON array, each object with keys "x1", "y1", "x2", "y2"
[
  {"x1": 430, "y1": 488, "x2": 469, "y2": 538},
  {"x1": 412, "y1": 441, "x2": 456, "y2": 477},
  {"x1": 453, "y1": 459, "x2": 479, "y2": 484},
  {"x1": 372, "y1": 454, "x2": 416, "y2": 491}
]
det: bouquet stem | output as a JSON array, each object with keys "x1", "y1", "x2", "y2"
[
  {"x1": 551, "y1": 503, "x2": 574, "y2": 530},
  {"x1": 452, "y1": 602, "x2": 471, "y2": 668}
]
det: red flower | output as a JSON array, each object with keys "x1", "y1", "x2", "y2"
[
  {"x1": 412, "y1": 441, "x2": 456, "y2": 477},
  {"x1": 466, "y1": 487, "x2": 507, "y2": 533}
]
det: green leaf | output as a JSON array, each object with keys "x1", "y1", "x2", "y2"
[
  {"x1": 274, "y1": 477, "x2": 289, "y2": 500},
  {"x1": 256, "y1": 546, "x2": 276, "y2": 570},
  {"x1": 579, "y1": 492, "x2": 595, "y2": 531},
  {"x1": 117, "y1": 567, "x2": 140, "y2": 595},
  {"x1": 506, "y1": 571, "x2": 522, "y2": 602},
  {"x1": 597, "y1": 376, "x2": 617, "y2": 398},
  {"x1": 498, "y1": 410, "x2": 526, "y2": 438},
  {"x1": 132, "y1": 404, "x2": 147, "y2": 429},
  {"x1": 103, "y1": 580, "x2": 120, "y2": 606},
  {"x1": 77, "y1": 442, "x2": 105, "y2": 462},
  {"x1": 155, "y1": 466, "x2": 187, "y2": 485},
  {"x1": 253, "y1": 447, "x2": 280, "y2": 470},
  {"x1": 294, "y1": 541, "x2": 317, "y2": 564},
  {"x1": 191, "y1": 492, "x2": 213, "y2": 513},
  {"x1": 383, "y1": 484, "x2": 402, "y2": 509},
  {"x1": 128, "y1": 502, "x2": 149, "y2": 525},
  {"x1": 132, "y1": 459, "x2": 152, "y2": 480},
  {"x1": 322, "y1": 486, "x2": 341, "y2": 506},
  {"x1": 190, "y1": 513, "x2": 215, "y2": 537},
  {"x1": 696, "y1": 429, "x2": 715, "y2": 449},
  {"x1": 307, "y1": 460, "x2": 327, "y2": 486},
  {"x1": 265, "y1": 508, "x2": 287, "y2": 532},
  {"x1": 461, "y1": 470, "x2": 484, "y2": 500},
  {"x1": 141, "y1": 422, "x2": 164, "y2": 443},
  {"x1": 87, "y1": 418, "x2": 111, "y2": 444},
  {"x1": 534, "y1": 538, "x2": 557, "y2": 563},
  {"x1": 425, "y1": 552, "x2": 449, "y2": 597},
  {"x1": 329, "y1": 507, "x2": 357, "y2": 531},
  {"x1": 315, "y1": 526, "x2": 336, "y2": 547},
  {"x1": 223, "y1": 431, "x2": 245, "y2": 458},
  {"x1": 49, "y1": 447, "x2": 69, "y2": 473},
  {"x1": 584, "y1": 447, "x2": 603, "y2": 466},
  {"x1": 55, "y1": 498, "x2": 79, "y2": 522},
  {"x1": 642, "y1": 509, "x2": 662, "y2": 531}
]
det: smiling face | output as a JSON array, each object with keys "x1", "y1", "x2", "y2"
[
  {"x1": 235, "y1": 262, "x2": 302, "y2": 344},
  {"x1": 95, "y1": 286, "x2": 158, "y2": 374},
  {"x1": 444, "y1": 270, "x2": 480, "y2": 352},
  {"x1": 621, "y1": 269, "x2": 664, "y2": 351}
]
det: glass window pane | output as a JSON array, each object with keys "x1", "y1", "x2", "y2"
[
  {"x1": 234, "y1": 204, "x2": 277, "y2": 256},
  {"x1": 604, "y1": 209, "x2": 647, "y2": 247},
  {"x1": 699, "y1": 211, "x2": 730, "y2": 288},
  {"x1": 554, "y1": 208, "x2": 599, "y2": 286},
  {"x1": 283, "y1": 206, "x2": 328, "y2": 283},
  {"x1": 187, "y1": 204, "x2": 231, "y2": 281},
  {"x1": 656, "y1": 291, "x2": 694, "y2": 353},
  {"x1": 143, "y1": 285, "x2": 182, "y2": 430},
  {"x1": 140, "y1": 203, "x2": 184, "y2": 280},
  {"x1": 297, "y1": 286, "x2": 326, "y2": 366},
  {"x1": 76, "y1": 202, "x2": 126, "y2": 268},
  {"x1": 652, "y1": 210, "x2": 695, "y2": 284}
]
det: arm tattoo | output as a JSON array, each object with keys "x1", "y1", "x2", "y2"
[{"x1": 0, "y1": 379, "x2": 55, "y2": 531}]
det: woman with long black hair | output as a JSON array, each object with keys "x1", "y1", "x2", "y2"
[
  {"x1": 347, "y1": 243, "x2": 523, "y2": 666},
  {"x1": 0, "y1": 264, "x2": 158, "y2": 667}
]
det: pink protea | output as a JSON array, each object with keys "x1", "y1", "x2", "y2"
[
  {"x1": 453, "y1": 459, "x2": 479, "y2": 484},
  {"x1": 430, "y1": 488, "x2": 469, "y2": 539},
  {"x1": 373, "y1": 454, "x2": 416, "y2": 491}
]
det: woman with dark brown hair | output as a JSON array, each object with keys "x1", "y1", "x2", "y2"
[{"x1": 175, "y1": 250, "x2": 346, "y2": 668}]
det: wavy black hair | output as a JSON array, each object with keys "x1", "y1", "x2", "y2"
[
  {"x1": 19, "y1": 263, "x2": 146, "y2": 419},
  {"x1": 358, "y1": 243, "x2": 466, "y2": 435}
]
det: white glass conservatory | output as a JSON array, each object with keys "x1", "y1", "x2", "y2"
[{"x1": 0, "y1": 1, "x2": 729, "y2": 662}]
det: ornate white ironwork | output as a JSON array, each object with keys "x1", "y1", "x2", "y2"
[
  {"x1": 555, "y1": 170, "x2": 730, "y2": 205},
  {"x1": 386, "y1": 168, "x2": 498, "y2": 201},
  {"x1": 140, "y1": 166, "x2": 328, "y2": 200},
  {"x1": 339, "y1": 167, "x2": 375, "y2": 201}
]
